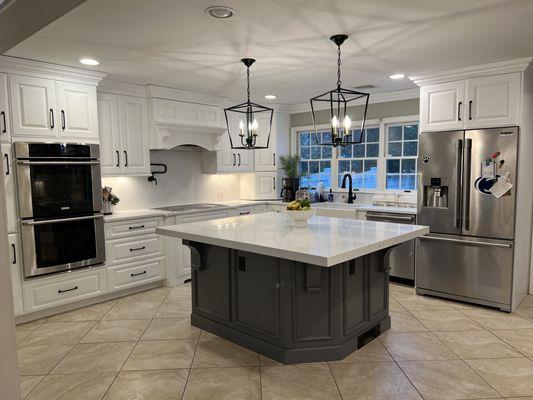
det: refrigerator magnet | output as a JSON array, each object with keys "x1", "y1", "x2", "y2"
[
  {"x1": 489, "y1": 173, "x2": 513, "y2": 198},
  {"x1": 481, "y1": 161, "x2": 497, "y2": 179}
]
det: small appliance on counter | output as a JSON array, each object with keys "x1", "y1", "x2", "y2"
[{"x1": 280, "y1": 177, "x2": 298, "y2": 202}]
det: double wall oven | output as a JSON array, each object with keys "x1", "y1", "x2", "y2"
[{"x1": 14, "y1": 142, "x2": 105, "y2": 278}]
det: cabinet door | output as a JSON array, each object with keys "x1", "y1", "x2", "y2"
[
  {"x1": 2, "y1": 143, "x2": 17, "y2": 233},
  {"x1": 9, "y1": 75, "x2": 58, "y2": 138},
  {"x1": 236, "y1": 150, "x2": 254, "y2": 171},
  {"x1": 465, "y1": 73, "x2": 521, "y2": 129},
  {"x1": 254, "y1": 112, "x2": 277, "y2": 171},
  {"x1": 57, "y1": 81, "x2": 99, "y2": 140},
  {"x1": 216, "y1": 131, "x2": 238, "y2": 172},
  {"x1": 8, "y1": 233, "x2": 24, "y2": 316},
  {"x1": 420, "y1": 81, "x2": 465, "y2": 132},
  {"x1": 97, "y1": 93, "x2": 121, "y2": 175},
  {"x1": 119, "y1": 96, "x2": 150, "y2": 175},
  {"x1": 257, "y1": 172, "x2": 278, "y2": 199},
  {"x1": 0, "y1": 73, "x2": 10, "y2": 143}
]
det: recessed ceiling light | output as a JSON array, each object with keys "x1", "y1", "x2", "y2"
[
  {"x1": 389, "y1": 73, "x2": 405, "y2": 80},
  {"x1": 204, "y1": 6, "x2": 235, "y2": 19},
  {"x1": 264, "y1": 94, "x2": 277, "y2": 100},
  {"x1": 79, "y1": 58, "x2": 99, "y2": 66}
]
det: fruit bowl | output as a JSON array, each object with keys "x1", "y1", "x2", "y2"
[{"x1": 283, "y1": 209, "x2": 316, "y2": 228}]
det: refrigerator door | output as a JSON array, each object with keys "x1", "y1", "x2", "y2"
[
  {"x1": 418, "y1": 130, "x2": 464, "y2": 235},
  {"x1": 462, "y1": 127, "x2": 518, "y2": 239},
  {"x1": 416, "y1": 233, "x2": 513, "y2": 309}
]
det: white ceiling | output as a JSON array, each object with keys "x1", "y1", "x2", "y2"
[{"x1": 6, "y1": 0, "x2": 533, "y2": 105}]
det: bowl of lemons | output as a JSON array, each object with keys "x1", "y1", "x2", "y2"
[{"x1": 283, "y1": 199, "x2": 315, "y2": 228}]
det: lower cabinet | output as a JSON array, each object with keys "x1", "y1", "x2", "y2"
[
  {"x1": 23, "y1": 268, "x2": 107, "y2": 312},
  {"x1": 8, "y1": 233, "x2": 23, "y2": 316},
  {"x1": 240, "y1": 172, "x2": 279, "y2": 200},
  {"x1": 107, "y1": 258, "x2": 164, "y2": 291}
]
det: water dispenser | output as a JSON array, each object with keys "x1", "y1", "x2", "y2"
[{"x1": 423, "y1": 178, "x2": 448, "y2": 208}]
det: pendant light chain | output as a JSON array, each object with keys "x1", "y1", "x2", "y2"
[
  {"x1": 247, "y1": 66, "x2": 251, "y2": 102},
  {"x1": 336, "y1": 44, "x2": 342, "y2": 89}
]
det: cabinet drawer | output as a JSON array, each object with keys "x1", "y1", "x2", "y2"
[
  {"x1": 107, "y1": 234, "x2": 163, "y2": 265},
  {"x1": 106, "y1": 217, "x2": 163, "y2": 240},
  {"x1": 177, "y1": 211, "x2": 231, "y2": 224},
  {"x1": 24, "y1": 269, "x2": 106, "y2": 311},
  {"x1": 235, "y1": 205, "x2": 267, "y2": 216},
  {"x1": 107, "y1": 258, "x2": 164, "y2": 291}
]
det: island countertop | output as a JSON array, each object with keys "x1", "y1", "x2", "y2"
[{"x1": 157, "y1": 212, "x2": 429, "y2": 267}]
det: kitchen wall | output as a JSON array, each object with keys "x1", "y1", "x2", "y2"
[
  {"x1": 102, "y1": 149, "x2": 241, "y2": 211},
  {"x1": 290, "y1": 98, "x2": 420, "y2": 127}
]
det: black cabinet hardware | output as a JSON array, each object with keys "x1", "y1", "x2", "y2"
[
  {"x1": 232, "y1": 153, "x2": 236, "y2": 166},
  {"x1": 1, "y1": 111, "x2": 6, "y2": 133},
  {"x1": 237, "y1": 153, "x2": 241, "y2": 166},
  {"x1": 124, "y1": 151, "x2": 128, "y2": 167},
  {"x1": 469, "y1": 100, "x2": 473, "y2": 120},
  {"x1": 58, "y1": 286, "x2": 78, "y2": 294},
  {"x1": 273, "y1": 177, "x2": 276, "y2": 190},
  {"x1": 50, "y1": 109, "x2": 54, "y2": 129},
  {"x1": 128, "y1": 225, "x2": 145, "y2": 230},
  {"x1": 61, "y1": 110, "x2": 66, "y2": 130},
  {"x1": 116, "y1": 150, "x2": 120, "y2": 167},
  {"x1": 3, "y1": 153, "x2": 9, "y2": 175},
  {"x1": 238, "y1": 256, "x2": 246, "y2": 272},
  {"x1": 131, "y1": 270, "x2": 147, "y2": 277},
  {"x1": 239, "y1": 211, "x2": 250, "y2": 215},
  {"x1": 458, "y1": 102, "x2": 462, "y2": 121},
  {"x1": 11, "y1": 243, "x2": 16, "y2": 264},
  {"x1": 273, "y1": 153, "x2": 276, "y2": 166},
  {"x1": 129, "y1": 246, "x2": 146, "y2": 252}
]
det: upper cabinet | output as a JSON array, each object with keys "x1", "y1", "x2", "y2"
[
  {"x1": 0, "y1": 73, "x2": 10, "y2": 143},
  {"x1": 98, "y1": 92, "x2": 150, "y2": 176},
  {"x1": 9, "y1": 75, "x2": 100, "y2": 142},
  {"x1": 418, "y1": 72, "x2": 522, "y2": 132},
  {"x1": 253, "y1": 111, "x2": 290, "y2": 172}
]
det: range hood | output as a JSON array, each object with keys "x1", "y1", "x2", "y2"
[{"x1": 147, "y1": 86, "x2": 228, "y2": 152}]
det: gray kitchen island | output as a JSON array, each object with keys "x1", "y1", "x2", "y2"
[{"x1": 157, "y1": 212, "x2": 428, "y2": 364}]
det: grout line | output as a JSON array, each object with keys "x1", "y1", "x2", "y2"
[
  {"x1": 326, "y1": 361, "x2": 344, "y2": 400},
  {"x1": 180, "y1": 327, "x2": 201, "y2": 400}
]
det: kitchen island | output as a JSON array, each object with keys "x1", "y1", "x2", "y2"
[{"x1": 157, "y1": 212, "x2": 428, "y2": 363}]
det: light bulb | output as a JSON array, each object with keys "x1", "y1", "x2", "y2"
[
  {"x1": 239, "y1": 120, "x2": 244, "y2": 136},
  {"x1": 331, "y1": 115, "x2": 339, "y2": 128},
  {"x1": 252, "y1": 119, "x2": 258, "y2": 130},
  {"x1": 343, "y1": 115, "x2": 351, "y2": 131}
]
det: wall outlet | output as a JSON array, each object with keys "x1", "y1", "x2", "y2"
[{"x1": 216, "y1": 191, "x2": 224, "y2": 201}]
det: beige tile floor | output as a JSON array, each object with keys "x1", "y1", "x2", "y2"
[{"x1": 16, "y1": 282, "x2": 533, "y2": 400}]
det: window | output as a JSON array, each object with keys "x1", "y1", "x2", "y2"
[
  {"x1": 337, "y1": 127, "x2": 379, "y2": 190},
  {"x1": 298, "y1": 131, "x2": 332, "y2": 188},
  {"x1": 385, "y1": 123, "x2": 419, "y2": 190}
]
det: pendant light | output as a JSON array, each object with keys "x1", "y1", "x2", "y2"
[
  {"x1": 310, "y1": 34, "x2": 370, "y2": 147},
  {"x1": 224, "y1": 58, "x2": 273, "y2": 149}
]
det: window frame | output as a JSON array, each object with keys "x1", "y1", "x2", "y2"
[
  {"x1": 290, "y1": 115, "x2": 419, "y2": 193},
  {"x1": 384, "y1": 121, "x2": 419, "y2": 191}
]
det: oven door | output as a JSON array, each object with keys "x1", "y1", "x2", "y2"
[
  {"x1": 16, "y1": 160, "x2": 102, "y2": 219},
  {"x1": 20, "y1": 214, "x2": 106, "y2": 277}
]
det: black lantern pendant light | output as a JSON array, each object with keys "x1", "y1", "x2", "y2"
[
  {"x1": 224, "y1": 58, "x2": 273, "y2": 149},
  {"x1": 310, "y1": 34, "x2": 370, "y2": 147}
]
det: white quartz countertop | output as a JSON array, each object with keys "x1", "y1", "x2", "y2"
[
  {"x1": 313, "y1": 203, "x2": 417, "y2": 215},
  {"x1": 156, "y1": 212, "x2": 429, "y2": 267}
]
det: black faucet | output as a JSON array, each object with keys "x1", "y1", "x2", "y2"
[{"x1": 341, "y1": 173, "x2": 355, "y2": 204}]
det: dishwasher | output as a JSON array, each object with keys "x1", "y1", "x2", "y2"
[{"x1": 365, "y1": 211, "x2": 416, "y2": 283}]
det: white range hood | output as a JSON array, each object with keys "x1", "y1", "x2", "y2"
[{"x1": 147, "y1": 85, "x2": 228, "y2": 152}]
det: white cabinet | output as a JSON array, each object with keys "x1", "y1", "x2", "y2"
[
  {"x1": 10, "y1": 75, "x2": 58, "y2": 138},
  {"x1": 151, "y1": 98, "x2": 224, "y2": 130},
  {"x1": 465, "y1": 73, "x2": 521, "y2": 128},
  {"x1": 214, "y1": 132, "x2": 254, "y2": 173},
  {"x1": 97, "y1": 93, "x2": 150, "y2": 176},
  {"x1": 107, "y1": 258, "x2": 164, "y2": 291},
  {"x1": 57, "y1": 81, "x2": 98, "y2": 140},
  {"x1": 0, "y1": 73, "x2": 10, "y2": 143},
  {"x1": 9, "y1": 75, "x2": 100, "y2": 142},
  {"x1": 419, "y1": 73, "x2": 521, "y2": 132},
  {"x1": 8, "y1": 233, "x2": 23, "y2": 316},
  {"x1": 240, "y1": 172, "x2": 279, "y2": 200},
  {"x1": 2, "y1": 143, "x2": 17, "y2": 233}
]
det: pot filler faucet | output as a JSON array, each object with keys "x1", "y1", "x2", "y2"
[{"x1": 341, "y1": 173, "x2": 355, "y2": 204}]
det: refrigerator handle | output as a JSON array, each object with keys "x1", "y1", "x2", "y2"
[
  {"x1": 454, "y1": 139, "x2": 463, "y2": 228},
  {"x1": 463, "y1": 138, "x2": 472, "y2": 231}
]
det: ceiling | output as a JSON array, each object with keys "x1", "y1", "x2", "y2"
[{"x1": 5, "y1": 0, "x2": 533, "y2": 105}]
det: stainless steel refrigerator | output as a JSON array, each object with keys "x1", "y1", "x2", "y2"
[{"x1": 416, "y1": 127, "x2": 518, "y2": 311}]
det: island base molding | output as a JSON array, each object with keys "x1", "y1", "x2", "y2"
[{"x1": 187, "y1": 241, "x2": 392, "y2": 364}]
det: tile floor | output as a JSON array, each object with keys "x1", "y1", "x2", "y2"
[{"x1": 15, "y1": 282, "x2": 533, "y2": 400}]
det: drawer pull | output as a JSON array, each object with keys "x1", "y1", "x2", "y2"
[
  {"x1": 58, "y1": 286, "x2": 78, "y2": 294},
  {"x1": 131, "y1": 270, "x2": 147, "y2": 277},
  {"x1": 128, "y1": 225, "x2": 145, "y2": 230},
  {"x1": 11, "y1": 243, "x2": 16, "y2": 264},
  {"x1": 130, "y1": 246, "x2": 146, "y2": 252},
  {"x1": 239, "y1": 211, "x2": 250, "y2": 215}
]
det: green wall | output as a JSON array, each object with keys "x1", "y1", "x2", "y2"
[{"x1": 290, "y1": 98, "x2": 420, "y2": 127}]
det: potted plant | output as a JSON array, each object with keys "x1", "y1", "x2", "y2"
[
  {"x1": 102, "y1": 187, "x2": 120, "y2": 215},
  {"x1": 279, "y1": 154, "x2": 300, "y2": 202}
]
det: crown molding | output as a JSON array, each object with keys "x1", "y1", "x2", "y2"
[
  {"x1": 97, "y1": 78, "x2": 147, "y2": 98},
  {"x1": 0, "y1": 55, "x2": 107, "y2": 85},
  {"x1": 146, "y1": 84, "x2": 230, "y2": 107},
  {"x1": 288, "y1": 88, "x2": 420, "y2": 114},
  {"x1": 410, "y1": 57, "x2": 532, "y2": 86}
]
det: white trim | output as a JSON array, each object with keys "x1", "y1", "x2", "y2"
[
  {"x1": 97, "y1": 78, "x2": 147, "y2": 98},
  {"x1": 410, "y1": 57, "x2": 532, "y2": 86},
  {"x1": 288, "y1": 88, "x2": 419, "y2": 114},
  {"x1": 146, "y1": 84, "x2": 230, "y2": 107},
  {"x1": 0, "y1": 55, "x2": 107, "y2": 85}
]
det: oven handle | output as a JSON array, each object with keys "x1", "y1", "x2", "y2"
[
  {"x1": 366, "y1": 213, "x2": 415, "y2": 223},
  {"x1": 17, "y1": 160, "x2": 100, "y2": 166},
  {"x1": 22, "y1": 214, "x2": 104, "y2": 226}
]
